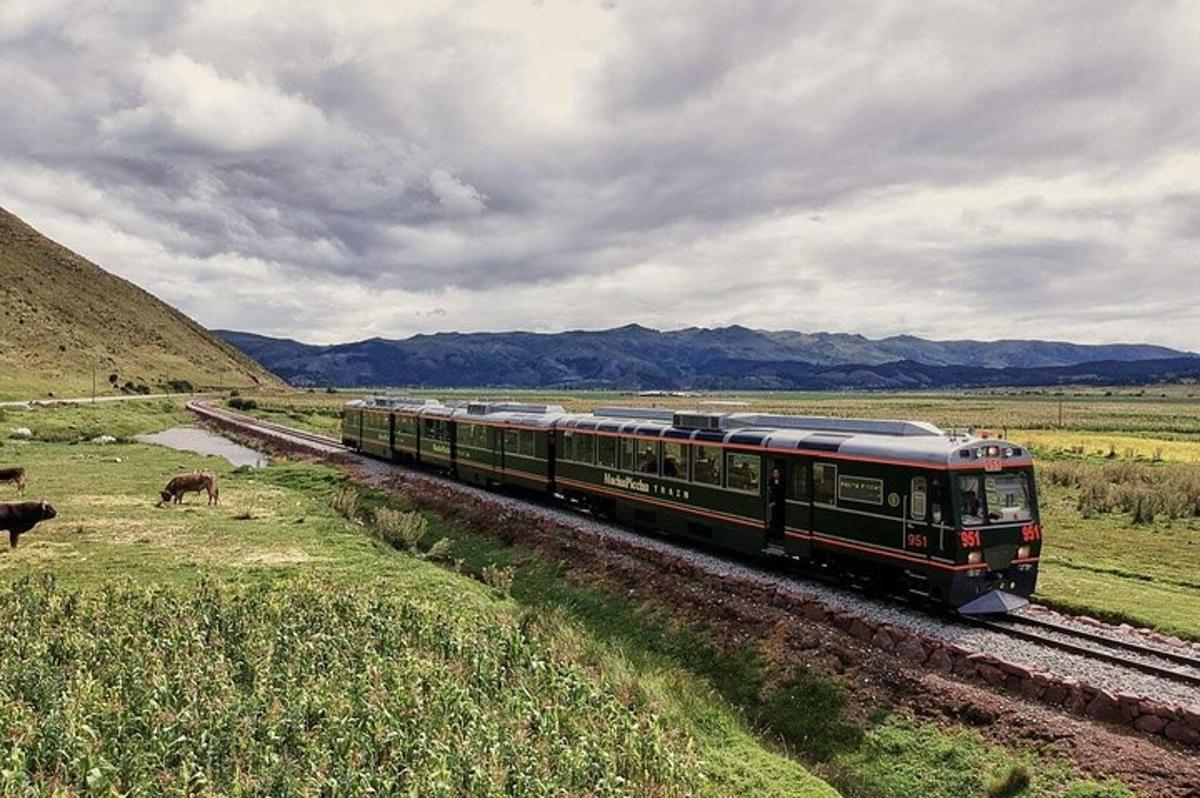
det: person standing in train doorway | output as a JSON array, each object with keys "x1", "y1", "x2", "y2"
[{"x1": 767, "y1": 465, "x2": 786, "y2": 545}]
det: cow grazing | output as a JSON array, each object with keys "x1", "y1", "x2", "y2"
[
  {"x1": 158, "y1": 472, "x2": 219, "y2": 506},
  {"x1": 0, "y1": 467, "x2": 26, "y2": 496},
  {"x1": 0, "y1": 500, "x2": 57, "y2": 548}
]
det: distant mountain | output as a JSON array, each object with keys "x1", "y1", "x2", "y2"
[
  {"x1": 218, "y1": 327, "x2": 1196, "y2": 390},
  {"x1": 0, "y1": 208, "x2": 282, "y2": 399}
]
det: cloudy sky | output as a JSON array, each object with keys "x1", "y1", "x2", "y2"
[{"x1": 2, "y1": 1, "x2": 1198, "y2": 349}]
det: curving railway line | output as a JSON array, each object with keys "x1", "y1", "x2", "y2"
[{"x1": 185, "y1": 399, "x2": 1200, "y2": 712}]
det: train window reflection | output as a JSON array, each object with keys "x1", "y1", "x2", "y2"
[
  {"x1": 958, "y1": 475, "x2": 983, "y2": 525},
  {"x1": 726, "y1": 453, "x2": 760, "y2": 493},
  {"x1": 692, "y1": 445, "x2": 722, "y2": 485}
]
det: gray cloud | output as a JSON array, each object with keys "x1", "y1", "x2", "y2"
[{"x1": 1, "y1": 0, "x2": 1198, "y2": 349}]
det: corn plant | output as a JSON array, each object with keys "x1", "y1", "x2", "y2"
[{"x1": 0, "y1": 577, "x2": 697, "y2": 797}]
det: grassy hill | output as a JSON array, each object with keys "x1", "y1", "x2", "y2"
[{"x1": 0, "y1": 207, "x2": 280, "y2": 399}]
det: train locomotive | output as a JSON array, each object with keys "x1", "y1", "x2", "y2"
[{"x1": 342, "y1": 398, "x2": 1041, "y2": 614}]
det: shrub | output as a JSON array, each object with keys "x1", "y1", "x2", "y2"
[
  {"x1": 227, "y1": 397, "x2": 258, "y2": 411},
  {"x1": 986, "y1": 763, "x2": 1031, "y2": 798},
  {"x1": 331, "y1": 484, "x2": 360, "y2": 521},
  {"x1": 371, "y1": 507, "x2": 451, "y2": 560},
  {"x1": 481, "y1": 564, "x2": 516, "y2": 597}
]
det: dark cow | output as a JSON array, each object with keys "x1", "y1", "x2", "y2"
[
  {"x1": 0, "y1": 500, "x2": 57, "y2": 548},
  {"x1": 0, "y1": 467, "x2": 26, "y2": 496},
  {"x1": 158, "y1": 472, "x2": 219, "y2": 506}
]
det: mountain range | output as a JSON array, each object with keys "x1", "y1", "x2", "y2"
[{"x1": 218, "y1": 326, "x2": 1198, "y2": 391}]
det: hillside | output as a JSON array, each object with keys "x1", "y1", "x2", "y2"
[
  {"x1": 219, "y1": 326, "x2": 1196, "y2": 390},
  {"x1": 0, "y1": 208, "x2": 281, "y2": 399}
]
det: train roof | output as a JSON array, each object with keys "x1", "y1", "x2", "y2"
[
  {"x1": 449, "y1": 400, "x2": 567, "y2": 428},
  {"x1": 558, "y1": 406, "x2": 1033, "y2": 467},
  {"x1": 346, "y1": 398, "x2": 1033, "y2": 467},
  {"x1": 348, "y1": 396, "x2": 442, "y2": 409}
]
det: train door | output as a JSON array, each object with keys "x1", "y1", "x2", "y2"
[
  {"x1": 905, "y1": 475, "x2": 933, "y2": 558},
  {"x1": 765, "y1": 458, "x2": 787, "y2": 546}
]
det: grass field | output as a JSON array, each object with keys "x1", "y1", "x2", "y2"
[{"x1": 0, "y1": 400, "x2": 1132, "y2": 797}]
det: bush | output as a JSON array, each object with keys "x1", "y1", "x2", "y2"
[
  {"x1": 371, "y1": 507, "x2": 451, "y2": 560},
  {"x1": 331, "y1": 484, "x2": 360, "y2": 521},
  {"x1": 1041, "y1": 460, "x2": 1200, "y2": 523},
  {"x1": 481, "y1": 563, "x2": 516, "y2": 597},
  {"x1": 986, "y1": 763, "x2": 1031, "y2": 798},
  {"x1": 227, "y1": 397, "x2": 258, "y2": 411}
]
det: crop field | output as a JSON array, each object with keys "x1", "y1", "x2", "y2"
[{"x1": 0, "y1": 399, "x2": 1134, "y2": 797}]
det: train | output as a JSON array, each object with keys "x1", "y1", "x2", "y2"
[{"x1": 342, "y1": 398, "x2": 1041, "y2": 614}]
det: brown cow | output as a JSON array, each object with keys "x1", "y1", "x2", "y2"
[
  {"x1": 0, "y1": 500, "x2": 57, "y2": 548},
  {"x1": 158, "y1": 472, "x2": 219, "y2": 506},
  {"x1": 0, "y1": 467, "x2": 26, "y2": 496}
]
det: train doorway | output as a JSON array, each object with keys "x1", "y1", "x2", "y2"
[{"x1": 766, "y1": 458, "x2": 787, "y2": 546}]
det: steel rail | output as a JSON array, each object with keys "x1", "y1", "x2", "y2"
[{"x1": 968, "y1": 617, "x2": 1200, "y2": 688}]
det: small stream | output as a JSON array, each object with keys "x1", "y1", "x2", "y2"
[{"x1": 135, "y1": 426, "x2": 269, "y2": 468}]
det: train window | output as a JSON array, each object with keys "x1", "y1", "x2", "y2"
[
  {"x1": 726, "y1": 453, "x2": 760, "y2": 493},
  {"x1": 560, "y1": 431, "x2": 575, "y2": 461},
  {"x1": 662, "y1": 442, "x2": 685, "y2": 479},
  {"x1": 984, "y1": 472, "x2": 1032, "y2": 523},
  {"x1": 638, "y1": 442, "x2": 660, "y2": 475},
  {"x1": 597, "y1": 435, "x2": 619, "y2": 469},
  {"x1": 911, "y1": 476, "x2": 927, "y2": 520},
  {"x1": 575, "y1": 433, "x2": 595, "y2": 464},
  {"x1": 503, "y1": 429, "x2": 520, "y2": 455},
  {"x1": 397, "y1": 416, "x2": 416, "y2": 435},
  {"x1": 787, "y1": 463, "x2": 809, "y2": 503},
  {"x1": 519, "y1": 430, "x2": 536, "y2": 458},
  {"x1": 424, "y1": 419, "x2": 447, "y2": 441},
  {"x1": 620, "y1": 438, "x2": 638, "y2": 472},
  {"x1": 692, "y1": 445, "x2": 722, "y2": 485},
  {"x1": 930, "y1": 479, "x2": 945, "y2": 524},
  {"x1": 461, "y1": 424, "x2": 489, "y2": 450},
  {"x1": 813, "y1": 463, "x2": 837, "y2": 505},
  {"x1": 838, "y1": 475, "x2": 883, "y2": 505},
  {"x1": 958, "y1": 475, "x2": 984, "y2": 525}
]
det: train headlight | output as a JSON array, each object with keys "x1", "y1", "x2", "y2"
[
  {"x1": 967, "y1": 551, "x2": 983, "y2": 564},
  {"x1": 1017, "y1": 545, "x2": 1031, "y2": 559}
]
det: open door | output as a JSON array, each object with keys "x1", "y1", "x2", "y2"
[{"x1": 765, "y1": 458, "x2": 788, "y2": 547}]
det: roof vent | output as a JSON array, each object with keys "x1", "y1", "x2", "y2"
[
  {"x1": 672, "y1": 412, "x2": 725, "y2": 431},
  {"x1": 593, "y1": 407, "x2": 677, "y2": 422}
]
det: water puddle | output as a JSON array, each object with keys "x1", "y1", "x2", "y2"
[{"x1": 135, "y1": 426, "x2": 269, "y2": 468}]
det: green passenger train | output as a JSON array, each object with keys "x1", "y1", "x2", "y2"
[{"x1": 342, "y1": 398, "x2": 1041, "y2": 614}]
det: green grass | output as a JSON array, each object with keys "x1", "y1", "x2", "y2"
[
  {"x1": 831, "y1": 722, "x2": 1131, "y2": 798},
  {"x1": 0, "y1": 401, "x2": 1137, "y2": 795},
  {"x1": 0, "y1": 398, "x2": 189, "y2": 444},
  {"x1": 346, "y1": 482, "x2": 1129, "y2": 798},
  {"x1": 0, "y1": 427, "x2": 836, "y2": 795},
  {"x1": 1032, "y1": 477, "x2": 1200, "y2": 637}
]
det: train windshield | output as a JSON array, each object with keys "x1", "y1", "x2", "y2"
[{"x1": 958, "y1": 472, "x2": 1032, "y2": 525}]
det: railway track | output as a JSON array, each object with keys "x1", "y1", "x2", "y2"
[
  {"x1": 186, "y1": 401, "x2": 349, "y2": 453},
  {"x1": 968, "y1": 614, "x2": 1200, "y2": 688},
  {"x1": 186, "y1": 400, "x2": 1200, "y2": 701}
]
